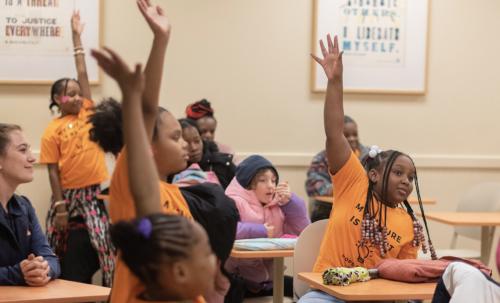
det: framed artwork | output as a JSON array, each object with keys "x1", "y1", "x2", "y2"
[
  {"x1": 0, "y1": 0, "x2": 101, "y2": 84},
  {"x1": 312, "y1": 0, "x2": 430, "y2": 94}
]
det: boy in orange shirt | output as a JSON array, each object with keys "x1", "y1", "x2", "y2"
[
  {"x1": 40, "y1": 11, "x2": 113, "y2": 286},
  {"x1": 298, "y1": 34, "x2": 436, "y2": 302}
]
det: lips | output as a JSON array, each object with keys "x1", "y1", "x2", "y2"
[{"x1": 397, "y1": 188, "x2": 408, "y2": 196}]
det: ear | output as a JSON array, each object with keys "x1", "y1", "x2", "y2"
[
  {"x1": 172, "y1": 260, "x2": 190, "y2": 284},
  {"x1": 368, "y1": 168, "x2": 380, "y2": 184}
]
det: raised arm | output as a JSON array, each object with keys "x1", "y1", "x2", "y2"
[
  {"x1": 311, "y1": 35, "x2": 351, "y2": 174},
  {"x1": 92, "y1": 48, "x2": 160, "y2": 216},
  {"x1": 137, "y1": 0, "x2": 171, "y2": 138},
  {"x1": 71, "y1": 10, "x2": 91, "y2": 100}
]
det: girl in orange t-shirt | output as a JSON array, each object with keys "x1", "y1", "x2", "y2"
[
  {"x1": 39, "y1": 11, "x2": 113, "y2": 286},
  {"x1": 93, "y1": 39, "x2": 216, "y2": 301},
  {"x1": 299, "y1": 34, "x2": 437, "y2": 303}
]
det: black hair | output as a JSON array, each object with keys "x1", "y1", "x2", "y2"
[
  {"x1": 152, "y1": 107, "x2": 168, "y2": 142},
  {"x1": 178, "y1": 118, "x2": 199, "y2": 131},
  {"x1": 88, "y1": 101, "x2": 168, "y2": 155},
  {"x1": 49, "y1": 78, "x2": 80, "y2": 113},
  {"x1": 361, "y1": 150, "x2": 437, "y2": 259},
  {"x1": 88, "y1": 98, "x2": 123, "y2": 156},
  {"x1": 343, "y1": 115, "x2": 355, "y2": 124},
  {"x1": 110, "y1": 213, "x2": 198, "y2": 290}
]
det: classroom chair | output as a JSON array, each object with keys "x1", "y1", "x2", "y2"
[{"x1": 293, "y1": 219, "x2": 329, "y2": 301}]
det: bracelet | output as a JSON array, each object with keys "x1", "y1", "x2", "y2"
[
  {"x1": 53, "y1": 200, "x2": 66, "y2": 208},
  {"x1": 74, "y1": 49, "x2": 85, "y2": 56},
  {"x1": 55, "y1": 212, "x2": 68, "y2": 217},
  {"x1": 74, "y1": 46, "x2": 84, "y2": 51}
]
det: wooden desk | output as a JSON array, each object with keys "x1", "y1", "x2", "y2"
[
  {"x1": 423, "y1": 211, "x2": 500, "y2": 263},
  {"x1": 231, "y1": 249, "x2": 294, "y2": 303},
  {"x1": 313, "y1": 196, "x2": 436, "y2": 205},
  {"x1": 298, "y1": 272, "x2": 436, "y2": 301},
  {"x1": 0, "y1": 279, "x2": 110, "y2": 303}
]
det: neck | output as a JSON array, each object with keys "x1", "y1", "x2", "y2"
[
  {"x1": 0, "y1": 177, "x2": 17, "y2": 211},
  {"x1": 372, "y1": 191, "x2": 397, "y2": 208}
]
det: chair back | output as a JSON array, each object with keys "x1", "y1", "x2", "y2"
[{"x1": 293, "y1": 219, "x2": 328, "y2": 300}]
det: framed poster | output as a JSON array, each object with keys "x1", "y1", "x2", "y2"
[
  {"x1": 312, "y1": 0, "x2": 430, "y2": 94},
  {"x1": 0, "y1": 0, "x2": 101, "y2": 84}
]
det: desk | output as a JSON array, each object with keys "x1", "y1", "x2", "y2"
[
  {"x1": 231, "y1": 249, "x2": 293, "y2": 303},
  {"x1": 298, "y1": 272, "x2": 436, "y2": 301},
  {"x1": 0, "y1": 279, "x2": 110, "y2": 303},
  {"x1": 423, "y1": 212, "x2": 500, "y2": 264},
  {"x1": 97, "y1": 194, "x2": 109, "y2": 201},
  {"x1": 313, "y1": 196, "x2": 436, "y2": 205}
]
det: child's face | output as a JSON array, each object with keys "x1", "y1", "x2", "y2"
[
  {"x1": 57, "y1": 80, "x2": 82, "y2": 115},
  {"x1": 152, "y1": 112, "x2": 189, "y2": 177},
  {"x1": 157, "y1": 221, "x2": 216, "y2": 300},
  {"x1": 251, "y1": 169, "x2": 277, "y2": 205},
  {"x1": 343, "y1": 122, "x2": 359, "y2": 151},
  {"x1": 371, "y1": 155, "x2": 416, "y2": 207},
  {"x1": 182, "y1": 125, "x2": 203, "y2": 163},
  {"x1": 197, "y1": 117, "x2": 217, "y2": 142}
]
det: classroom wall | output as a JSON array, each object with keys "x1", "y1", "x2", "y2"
[{"x1": 1, "y1": 0, "x2": 500, "y2": 272}]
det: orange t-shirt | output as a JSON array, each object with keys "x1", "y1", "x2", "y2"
[
  {"x1": 109, "y1": 150, "x2": 205, "y2": 303},
  {"x1": 313, "y1": 152, "x2": 417, "y2": 272},
  {"x1": 39, "y1": 99, "x2": 108, "y2": 189}
]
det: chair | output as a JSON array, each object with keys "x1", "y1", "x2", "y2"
[
  {"x1": 293, "y1": 219, "x2": 329, "y2": 301},
  {"x1": 419, "y1": 182, "x2": 500, "y2": 260}
]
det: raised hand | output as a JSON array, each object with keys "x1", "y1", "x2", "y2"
[
  {"x1": 71, "y1": 10, "x2": 85, "y2": 36},
  {"x1": 137, "y1": 0, "x2": 171, "y2": 38},
  {"x1": 91, "y1": 48, "x2": 145, "y2": 96},
  {"x1": 311, "y1": 34, "x2": 343, "y2": 82}
]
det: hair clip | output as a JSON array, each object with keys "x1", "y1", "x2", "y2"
[
  {"x1": 137, "y1": 218, "x2": 153, "y2": 239},
  {"x1": 368, "y1": 145, "x2": 382, "y2": 158}
]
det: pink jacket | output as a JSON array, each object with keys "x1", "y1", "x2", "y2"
[{"x1": 224, "y1": 177, "x2": 310, "y2": 292}]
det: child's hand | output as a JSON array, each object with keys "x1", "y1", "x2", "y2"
[
  {"x1": 91, "y1": 48, "x2": 145, "y2": 97},
  {"x1": 311, "y1": 34, "x2": 343, "y2": 82},
  {"x1": 137, "y1": 0, "x2": 171, "y2": 39},
  {"x1": 264, "y1": 223, "x2": 275, "y2": 238},
  {"x1": 275, "y1": 181, "x2": 291, "y2": 206},
  {"x1": 71, "y1": 10, "x2": 85, "y2": 36}
]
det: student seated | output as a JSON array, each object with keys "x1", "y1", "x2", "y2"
[
  {"x1": 305, "y1": 115, "x2": 369, "y2": 222},
  {"x1": 0, "y1": 124, "x2": 60, "y2": 285},
  {"x1": 185, "y1": 99, "x2": 236, "y2": 157},
  {"x1": 173, "y1": 118, "x2": 235, "y2": 189},
  {"x1": 225, "y1": 155, "x2": 310, "y2": 298},
  {"x1": 299, "y1": 34, "x2": 436, "y2": 302}
]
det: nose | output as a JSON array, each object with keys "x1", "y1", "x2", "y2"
[
  {"x1": 180, "y1": 137, "x2": 188, "y2": 150},
  {"x1": 27, "y1": 150, "x2": 36, "y2": 163}
]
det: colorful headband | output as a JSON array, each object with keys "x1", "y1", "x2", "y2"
[
  {"x1": 368, "y1": 145, "x2": 382, "y2": 158},
  {"x1": 137, "y1": 218, "x2": 153, "y2": 239}
]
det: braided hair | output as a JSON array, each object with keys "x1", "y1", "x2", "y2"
[
  {"x1": 49, "y1": 78, "x2": 80, "y2": 113},
  {"x1": 361, "y1": 149, "x2": 437, "y2": 259},
  {"x1": 110, "y1": 214, "x2": 198, "y2": 290}
]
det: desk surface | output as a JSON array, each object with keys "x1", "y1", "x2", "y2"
[
  {"x1": 0, "y1": 279, "x2": 110, "y2": 303},
  {"x1": 231, "y1": 249, "x2": 294, "y2": 258},
  {"x1": 313, "y1": 196, "x2": 436, "y2": 205},
  {"x1": 298, "y1": 272, "x2": 436, "y2": 301},
  {"x1": 423, "y1": 212, "x2": 500, "y2": 226}
]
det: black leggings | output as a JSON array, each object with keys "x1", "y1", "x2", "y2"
[{"x1": 60, "y1": 218, "x2": 100, "y2": 284}]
